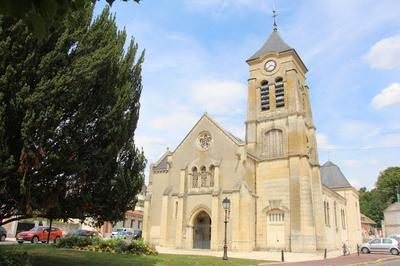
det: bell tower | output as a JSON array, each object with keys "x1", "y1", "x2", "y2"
[{"x1": 246, "y1": 18, "x2": 326, "y2": 252}]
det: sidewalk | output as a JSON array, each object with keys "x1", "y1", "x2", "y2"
[
  {"x1": 156, "y1": 246, "x2": 342, "y2": 262},
  {"x1": 156, "y1": 246, "x2": 400, "y2": 265},
  {"x1": 264, "y1": 253, "x2": 400, "y2": 266}
]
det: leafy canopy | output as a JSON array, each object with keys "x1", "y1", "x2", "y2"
[
  {"x1": 0, "y1": 6, "x2": 146, "y2": 226},
  {"x1": 0, "y1": 0, "x2": 140, "y2": 38}
]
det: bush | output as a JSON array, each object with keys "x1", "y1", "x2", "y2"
[
  {"x1": 0, "y1": 251, "x2": 32, "y2": 266},
  {"x1": 56, "y1": 236, "x2": 157, "y2": 255}
]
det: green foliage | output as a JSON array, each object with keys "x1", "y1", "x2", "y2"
[
  {"x1": 0, "y1": 0, "x2": 141, "y2": 38},
  {"x1": 56, "y1": 236, "x2": 158, "y2": 255},
  {"x1": 0, "y1": 6, "x2": 146, "y2": 226},
  {"x1": 376, "y1": 167, "x2": 400, "y2": 204},
  {"x1": 359, "y1": 188, "x2": 385, "y2": 227},
  {"x1": 359, "y1": 166, "x2": 400, "y2": 227},
  {"x1": 0, "y1": 250, "x2": 32, "y2": 266}
]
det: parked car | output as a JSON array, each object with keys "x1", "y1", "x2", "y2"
[
  {"x1": 133, "y1": 230, "x2": 142, "y2": 240},
  {"x1": 360, "y1": 238, "x2": 400, "y2": 255},
  {"x1": 389, "y1": 235, "x2": 400, "y2": 242},
  {"x1": 66, "y1": 229, "x2": 100, "y2": 238},
  {"x1": 110, "y1": 228, "x2": 135, "y2": 239},
  {"x1": 16, "y1": 226, "x2": 62, "y2": 244},
  {"x1": 0, "y1": 226, "x2": 7, "y2": 241}
]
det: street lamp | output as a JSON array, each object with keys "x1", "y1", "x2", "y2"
[{"x1": 222, "y1": 197, "x2": 231, "y2": 260}]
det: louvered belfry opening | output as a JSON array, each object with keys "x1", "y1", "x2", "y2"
[
  {"x1": 260, "y1": 80, "x2": 270, "y2": 111},
  {"x1": 275, "y1": 77, "x2": 285, "y2": 108}
]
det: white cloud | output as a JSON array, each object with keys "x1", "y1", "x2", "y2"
[
  {"x1": 365, "y1": 34, "x2": 400, "y2": 69},
  {"x1": 150, "y1": 112, "x2": 199, "y2": 133},
  {"x1": 186, "y1": 0, "x2": 269, "y2": 13},
  {"x1": 191, "y1": 80, "x2": 246, "y2": 115},
  {"x1": 371, "y1": 82, "x2": 400, "y2": 110},
  {"x1": 316, "y1": 133, "x2": 337, "y2": 149}
]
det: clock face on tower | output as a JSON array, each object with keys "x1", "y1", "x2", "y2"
[{"x1": 264, "y1": 60, "x2": 276, "y2": 72}]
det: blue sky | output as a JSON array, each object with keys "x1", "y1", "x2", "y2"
[{"x1": 94, "y1": 0, "x2": 400, "y2": 189}]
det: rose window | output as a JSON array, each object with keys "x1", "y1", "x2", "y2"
[{"x1": 197, "y1": 132, "x2": 212, "y2": 150}]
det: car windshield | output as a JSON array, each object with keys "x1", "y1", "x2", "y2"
[
  {"x1": 117, "y1": 231, "x2": 126, "y2": 235},
  {"x1": 29, "y1": 227, "x2": 45, "y2": 232}
]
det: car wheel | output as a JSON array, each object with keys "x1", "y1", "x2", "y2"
[
  {"x1": 17, "y1": 241, "x2": 23, "y2": 244},
  {"x1": 361, "y1": 247, "x2": 369, "y2": 254},
  {"x1": 54, "y1": 236, "x2": 61, "y2": 244},
  {"x1": 0, "y1": 234, "x2": 5, "y2": 241},
  {"x1": 31, "y1": 236, "x2": 39, "y2": 244},
  {"x1": 390, "y1": 248, "x2": 399, "y2": 255}
]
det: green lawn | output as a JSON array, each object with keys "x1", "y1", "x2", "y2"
[{"x1": 0, "y1": 245, "x2": 269, "y2": 266}]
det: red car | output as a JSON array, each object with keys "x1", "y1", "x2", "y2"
[{"x1": 16, "y1": 226, "x2": 62, "y2": 244}]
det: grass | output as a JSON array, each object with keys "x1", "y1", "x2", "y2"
[{"x1": 0, "y1": 244, "x2": 269, "y2": 266}]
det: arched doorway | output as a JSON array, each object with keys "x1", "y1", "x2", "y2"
[{"x1": 193, "y1": 211, "x2": 211, "y2": 249}]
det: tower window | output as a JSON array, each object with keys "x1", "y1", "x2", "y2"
[
  {"x1": 260, "y1": 81, "x2": 270, "y2": 111},
  {"x1": 263, "y1": 129, "x2": 283, "y2": 158},
  {"x1": 275, "y1": 77, "x2": 285, "y2": 108}
]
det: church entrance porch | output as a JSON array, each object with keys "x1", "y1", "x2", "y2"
[{"x1": 193, "y1": 211, "x2": 211, "y2": 249}]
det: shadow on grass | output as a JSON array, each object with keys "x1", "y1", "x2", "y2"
[{"x1": 0, "y1": 244, "x2": 267, "y2": 266}]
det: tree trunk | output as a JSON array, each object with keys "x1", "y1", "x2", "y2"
[{"x1": 46, "y1": 218, "x2": 53, "y2": 244}]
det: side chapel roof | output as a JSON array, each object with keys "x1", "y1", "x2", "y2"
[{"x1": 320, "y1": 161, "x2": 352, "y2": 189}]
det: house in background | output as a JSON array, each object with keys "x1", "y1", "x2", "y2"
[
  {"x1": 382, "y1": 193, "x2": 400, "y2": 237},
  {"x1": 361, "y1": 213, "x2": 378, "y2": 241}
]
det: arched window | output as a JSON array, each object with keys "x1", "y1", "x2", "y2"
[
  {"x1": 275, "y1": 77, "x2": 285, "y2": 108},
  {"x1": 192, "y1": 167, "x2": 198, "y2": 188},
  {"x1": 334, "y1": 201, "x2": 337, "y2": 228},
  {"x1": 263, "y1": 129, "x2": 283, "y2": 158},
  {"x1": 327, "y1": 202, "x2": 330, "y2": 227},
  {"x1": 260, "y1": 80, "x2": 270, "y2": 111},
  {"x1": 200, "y1": 166, "x2": 207, "y2": 187}
]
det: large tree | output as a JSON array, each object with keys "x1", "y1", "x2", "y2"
[
  {"x1": 0, "y1": 6, "x2": 146, "y2": 226},
  {"x1": 376, "y1": 167, "x2": 400, "y2": 204},
  {"x1": 359, "y1": 166, "x2": 400, "y2": 227},
  {"x1": 0, "y1": 0, "x2": 141, "y2": 38}
]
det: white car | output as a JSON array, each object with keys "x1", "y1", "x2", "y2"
[
  {"x1": 360, "y1": 238, "x2": 400, "y2": 255},
  {"x1": 110, "y1": 228, "x2": 135, "y2": 239}
]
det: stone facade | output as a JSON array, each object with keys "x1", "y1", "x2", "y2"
[
  {"x1": 143, "y1": 29, "x2": 362, "y2": 252},
  {"x1": 382, "y1": 201, "x2": 400, "y2": 237}
]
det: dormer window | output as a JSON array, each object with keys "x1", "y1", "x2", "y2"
[
  {"x1": 275, "y1": 77, "x2": 285, "y2": 108},
  {"x1": 260, "y1": 81, "x2": 270, "y2": 111}
]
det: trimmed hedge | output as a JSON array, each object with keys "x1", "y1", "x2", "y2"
[{"x1": 55, "y1": 236, "x2": 157, "y2": 255}]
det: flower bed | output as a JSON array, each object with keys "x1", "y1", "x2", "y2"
[{"x1": 55, "y1": 236, "x2": 157, "y2": 255}]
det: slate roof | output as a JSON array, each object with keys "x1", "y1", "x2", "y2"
[
  {"x1": 152, "y1": 151, "x2": 170, "y2": 172},
  {"x1": 247, "y1": 30, "x2": 293, "y2": 61},
  {"x1": 320, "y1": 161, "x2": 352, "y2": 189},
  {"x1": 385, "y1": 202, "x2": 400, "y2": 212}
]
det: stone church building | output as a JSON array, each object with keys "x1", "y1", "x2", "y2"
[{"x1": 143, "y1": 28, "x2": 362, "y2": 252}]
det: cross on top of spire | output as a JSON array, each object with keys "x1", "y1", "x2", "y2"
[{"x1": 272, "y1": 9, "x2": 278, "y2": 31}]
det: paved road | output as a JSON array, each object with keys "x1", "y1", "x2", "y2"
[{"x1": 263, "y1": 253, "x2": 400, "y2": 266}]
